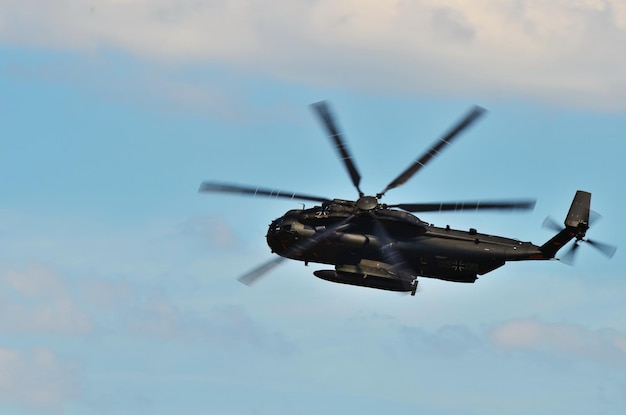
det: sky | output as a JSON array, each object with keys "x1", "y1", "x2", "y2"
[{"x1": 1, "y1": 1, "x2": 626, "y2": 414}]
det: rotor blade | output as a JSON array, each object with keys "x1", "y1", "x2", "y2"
[
  {"x1": 390, "y1": 199, "x2": 535, "y2": 213},
  {"x1": 371, "y1": 218, "x2": 416, "y2": 284},
  {"x1": 310, "y1": 101, "x2": 363, "y2": 195},
  {"x1": 559, "y1": 241, "x2": 580, "y2": 266},
  {"x1": 589, "y1": 210, "x2": 602, "y2": 226},
  {"x1": 542, "y1": 216, "x2": 564, "y2": 232},
  {"x1": 238, "y1": 216, "x2": 354, "y2": 286},
  {"x1": 379, "y1": 105, "x2": 486, "y2": 197},
  {"x1": 372, "y1": 218, "x2": 410, "y2": 272},
  {"x1": 585, "y1": 239, "x2": 617, "y2": 259},
  {"x1": 238, "y1": 257, "x2": 287, "y2": 286},
  {"x1": 199, "y1": 181, "x2": 332, "y2": 204}
]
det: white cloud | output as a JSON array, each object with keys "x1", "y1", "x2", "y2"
[
  {"x1": 81, "y1": 278, "x2": 134, "y2": 310},
  {"x1": 0, "y1": 264, "x2": 93, "y2": 334},
  {"x1": 2, "y1": 0, "x2": 626, "y2": 109},
  {"x1": 176, "y1": 215, "x2": 241, "y2": 250},
  {"x1": 0, "y1": 346, "x2": 80, "y2": 410},
  {"x1": 0, "y1": 263, "x2": 65, "y2": 297},
  {"x1": 123, "y1": 297, "x2": 297, "y2": 354},
  {"x1": 489, "y1": 317, "x2": 626, "y2": 366}
]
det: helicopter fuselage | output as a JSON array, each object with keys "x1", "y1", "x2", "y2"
[{"x1": 266, "y1": 199, "x2": 546, "y2": 291}]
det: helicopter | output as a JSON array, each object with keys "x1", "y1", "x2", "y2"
[{"x1": 200, "y1": 101, "x2": 616, "y2": 296}]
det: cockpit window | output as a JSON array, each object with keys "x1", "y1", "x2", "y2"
[{"x1": 270, "y1": 218, "x2": 284, "y2": 231}]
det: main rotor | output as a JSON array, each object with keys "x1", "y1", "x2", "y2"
[
  {"x1": 310, "y1": 101, "x2": 496, "y2": 212},
  {"x1": 199, "y1": 101, "x2": 534, "y2": 215}
]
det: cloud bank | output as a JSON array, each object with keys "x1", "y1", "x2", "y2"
[
  {"x1": 2, "y1": 0, "x2": 626, "y2": 109},
  {"x1": 490, "y1": 317, "x2": 626, "y2": 366},
  {"x1": 0, "y1": 346, "x2": 80, "y2": 410},
  {"x1": 0, "y1": 264, "x2": 93, "y2": 334}
]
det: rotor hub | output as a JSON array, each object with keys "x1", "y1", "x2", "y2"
[{"x1": 356, "y1": 196, "x2": 379, "y2": 211}]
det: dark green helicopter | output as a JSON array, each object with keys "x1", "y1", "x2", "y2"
[{"x1": 200, "y1": 102, "x2": 616, "y2": 295}]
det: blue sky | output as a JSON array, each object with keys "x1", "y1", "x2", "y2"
[{"x1": 1, "y1": 1, "x2": 626, "y2": 414}]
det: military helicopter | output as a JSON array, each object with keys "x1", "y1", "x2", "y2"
[{"x1": 200, "y1": 102, "x2": 616, "y2": 295}]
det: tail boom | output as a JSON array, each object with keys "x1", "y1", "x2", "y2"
[{"x1": 540, "y1": 190, "x2": 590, "y2": 259}]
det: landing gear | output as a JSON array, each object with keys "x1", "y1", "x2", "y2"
[{"x1": 411, "y1": 279, "x2": 419, "y2": 296}]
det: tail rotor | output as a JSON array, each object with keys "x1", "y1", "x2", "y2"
[{"x1": 541, "y1": 191, "x2": 616, "y2": 265}]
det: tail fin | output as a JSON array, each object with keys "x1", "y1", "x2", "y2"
[
  {"x1": 540, "y1": 190, "x2": 590, "y2": 258},
  {"x1": 564, "y1": 190, "x2": 590, "y2": 229}
]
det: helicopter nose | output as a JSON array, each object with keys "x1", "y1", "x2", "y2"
[{"x1": 269, "y1": 217, "x2": 284, "y2": 231}]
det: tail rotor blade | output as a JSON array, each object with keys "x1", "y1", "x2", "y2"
[
  {"x1": 589, "y1": 210, "x2": 602, "y2": 226},
  {"x1": 560, "y1": 242, "x2": 580, "y2": 266},
  {"x1": 542, "y1": 216, "x2": 564, "y2": 232},
  {"x1": 586, "y1": 239, "x2": 617, "y2": 259}
]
